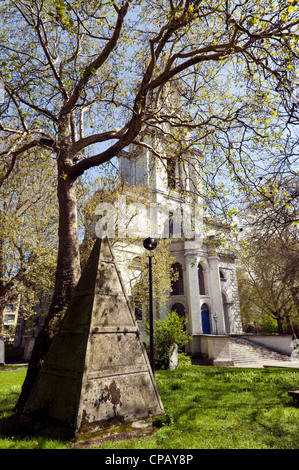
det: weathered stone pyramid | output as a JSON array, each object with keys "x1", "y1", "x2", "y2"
[{"x1": 23, "y1": 237, "x2": 164, "y2": 437}]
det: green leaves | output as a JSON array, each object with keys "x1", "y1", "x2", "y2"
[
  {"x1": 48, "y1": 0, "x2": 75, "y2": 30},
  {"x1": 0, "y1": 147, "x2": 58, "y2": 324},
  {"x1": 149, "y1": 310, "x2": 192, "y2": 369}
]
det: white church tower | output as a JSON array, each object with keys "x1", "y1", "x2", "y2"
[{"x1": 111, "y1": 132, "x2": 243, "y2": 358}]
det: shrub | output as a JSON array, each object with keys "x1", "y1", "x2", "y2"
[
  {"x1": 149, "y1": 311, "x2": 192, "y2": 369},
  {"x1": 260, "y1": 315, "x2": 278, "y2": 335},
  {"x1": 178, "y1": 352, "x2": 192, "y2": 367}
]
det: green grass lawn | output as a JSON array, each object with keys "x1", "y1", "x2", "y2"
[{"x1": 1, "y1": 365, "x2": 299, "y2": 449}]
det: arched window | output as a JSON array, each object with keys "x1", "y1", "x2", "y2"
[
  {"x1": 222, "y1": 292, "x2": 230, "y2": 333},
  {"x1": 171, "y1": 263, "x2": 184, "y2": 295},
  {"x1": 171, "y1": 302, "x2": 185, "y2": 319},
  {"x1": 134, "y1": 305, "x2": 143, "y2": 321},
  {"x1": 131, "y1": 281, "x2": 144, "y2": 322},
  {"x1": 129, "y1": 256, "x2": 141, "y2": 270},
  {"x1": 201, "y1": 303, "x2": 210, "y2": 334},
  {"x1": 198, "y1": 263, "x2": 205, "y2": 295}
]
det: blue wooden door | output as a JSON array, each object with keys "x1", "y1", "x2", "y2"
[{"x1": 201, "y1": 309, "x2": 211, "y2": 334}]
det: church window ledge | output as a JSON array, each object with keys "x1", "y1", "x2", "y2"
[{"x1": 199, "y1": 295, "x2": 210, "y2": 301}]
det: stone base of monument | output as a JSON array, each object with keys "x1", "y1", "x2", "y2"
[
  {"x1": 73, "y1": 417, "x2": 156, "y2": 448},
  {"x1": 19, "y1": 237, "x2": 164, "y2": 439}
]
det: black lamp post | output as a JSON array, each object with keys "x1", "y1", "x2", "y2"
[{"x1": 143, "y1": 237, "x2": 157, "y2": 374}]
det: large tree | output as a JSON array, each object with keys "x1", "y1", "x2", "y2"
[
  {"x1": 0, "y1": 149, "x2": 57, "y2": 341},
  {"x1": 237, "y1": 181, "x2": 299, "y2": 334},
  {"x1": 238, "y1": 234, "x2": 299, "y2": 334},
  {"x1": 0, "y1": 0, "x2": 298, "y2": 410}
]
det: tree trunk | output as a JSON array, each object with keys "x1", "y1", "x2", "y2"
[
  {"x1": 15, "y1": 167, "x2": 81, "y2": 412},
  {"x1": 291, "y1": 287, "x2": 299, "y2": 317},
  {"x1": 0, "y1": 230, "x2": 5, "y2": 342},
  {"x1": 0, "y1": 304, "x2": 4, "y2": 342},
  {"x1": 277, "y1": 315, "x2": 285, "y2": 335}
]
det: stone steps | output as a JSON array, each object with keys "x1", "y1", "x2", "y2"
[{"x1": 229, "y1": 336, "x2": 292, "y2": 367}]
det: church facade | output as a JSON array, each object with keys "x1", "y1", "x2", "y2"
[{"x1": 94, "y1": 142, "x2": 243, "y2": 356}]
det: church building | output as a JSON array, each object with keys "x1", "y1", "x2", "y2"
[{"x1": 93, "y1": 137, "x2": 243, "y2": 359}]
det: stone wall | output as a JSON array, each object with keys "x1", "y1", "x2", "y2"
[
  {"x1": 238, "y1": 334, "x2": 293, "y2": 355},
  {"x1": 191, "y1": 334, "x2": 234, "y2": 366}
]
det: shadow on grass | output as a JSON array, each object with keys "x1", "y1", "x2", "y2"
[
  {"x1": 160, "y1": 367, "x2": 299, "y2": 432},
  {"x1": 0, "y1": 393, "x2": 53, "y2": 443},
  {"x1": 0, "y1": 412, "x2": 24, "y2": 439},
  {"x1": 0, "y1": 408, "x2": 74, "y2": 448}
]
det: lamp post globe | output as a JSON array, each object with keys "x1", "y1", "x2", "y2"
[{"x1": 143, "y1": 237, "x2": 157, "y2": 251}]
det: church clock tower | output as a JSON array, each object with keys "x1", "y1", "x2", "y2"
[{"x1": 117, "y1": 135, "x2": 243, "y2": 356}]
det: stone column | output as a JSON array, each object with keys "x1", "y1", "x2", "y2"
[
  {"x1": 184, "y1": 250, "x2": 201, "y2": 337},
  {"x1": 207, "y1": 255, "x2": 225, "y2": 334}
]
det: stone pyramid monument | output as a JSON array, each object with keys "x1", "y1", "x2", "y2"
[{"x1": 22, "y1": 237, "x2": 164, "y2": 438}]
